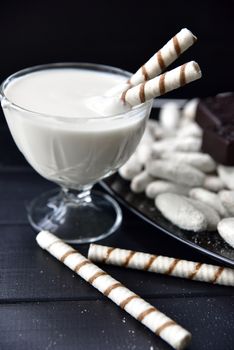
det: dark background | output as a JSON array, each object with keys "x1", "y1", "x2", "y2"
[{"x1": 0, "y1": 0, "x2": 234, "y2": 162}]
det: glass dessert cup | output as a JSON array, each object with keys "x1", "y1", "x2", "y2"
[{"x1": 0, "y1": 63, "x2": 153, "y2": 243}]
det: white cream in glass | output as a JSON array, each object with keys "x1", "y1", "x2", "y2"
[{"x1": 0, "y1": 63, "x2": 152, "y2": 242}]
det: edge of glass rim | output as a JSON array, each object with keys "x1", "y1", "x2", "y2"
[{"x1": 0, "y1": 62, "x2": 153, "y2": 121}]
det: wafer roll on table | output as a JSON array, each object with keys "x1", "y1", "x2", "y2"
[
  {"x1": 36, "y1": 231, "x2": 191, "y2": 350},
  {"x1": 122, "y1": 61, "x2": 201, "y2": 106},
  {"x1": 88, "y1": 244, "x2": 234, "y2": 287},
  {"x1": 128, "y1": 28, "x2": 197, "y2": 86}
]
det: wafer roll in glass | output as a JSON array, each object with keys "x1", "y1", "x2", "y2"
[
  {"x1": 123, "y1": 61, "x2": 201, "y2": 106},
  {"x1": 128, "y1": 28, "x2": 197, "y2": 86}
]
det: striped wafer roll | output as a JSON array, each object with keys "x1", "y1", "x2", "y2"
[
  {"x1": 123, "y1": 61, "x2": 201, "y2": 106},
  {"x1": 36, "y1": 231, "x2": 191, "y2": 350},
  {"x1": 128, "y1": 28, "x2": 197, "y2": 87},
  {"x1": 88, "y1": 244, "x2": 234, "y2": 287}
]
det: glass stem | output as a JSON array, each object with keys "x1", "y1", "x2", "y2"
[{"x1": 61, "y1": 186, "x2": 92, "y2": 204}]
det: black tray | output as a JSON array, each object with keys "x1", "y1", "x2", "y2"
[{"x1": 101, "y1": 171, "x2": 234, "y2": 268}]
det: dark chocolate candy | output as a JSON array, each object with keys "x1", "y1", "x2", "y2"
[
  {"x1": 196, "y1": 92, "x2": 234, "y2": 165},
  {"x1": 196, "y1": 92, "x2": 234, "y2": 130},
  {"x1": 202, "y1": 125, "x2": 234, "y2": 165}
]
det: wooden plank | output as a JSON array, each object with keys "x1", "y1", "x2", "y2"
[
  {"x1": 0, "y1": 297, "x2": 233, "y2": 350},
  {"x1": 0, "y1": 223, "x2": 233, "y2": 302},
  {"x1": 0, "y1": 170, "x2": 51, "y2": 202}
]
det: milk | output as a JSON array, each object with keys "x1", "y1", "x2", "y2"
[{"x1": 2, "y1": 68, "x2": 151, "y2": 188}]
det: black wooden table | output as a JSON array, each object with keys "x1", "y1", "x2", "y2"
[{"x1": 0, "y1": 125, "x2": 234, "y2": 350}]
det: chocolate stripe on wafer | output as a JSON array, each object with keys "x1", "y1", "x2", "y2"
[
  {"x1": 47, "y1": 239, "x2": 61, "y2": 250},
  {"x1": 173, "y1": 35, "x2": 181, "y2": 56},
  {"x1": 124, "y1": 251, "x2": 136, "y2": 267},
  {"x1": 157, "y1": 51, "x2": 166, "y2": 70},
  {"x1": 159, "y1": 73, "x2": 166, "y2": 95},
  {"x1": 60, "y1": 250, "x2": 77, "y2": 263},
  {"x1": 212, "y1": 267, "x2": 225, "y2": 284},
  {"x1": 166, "y1": 259, "x2": 180, "y2": 275},
  {"x1": 88, "y1": 271, "x2": 107, "y2": 284},
  {"x1": 137, "y1": 307, "x2": 156, "y2": 321},
  {"x1": 188, "y1": 262, "x2": 202, "y2": 280},
  {"x1": 141, "y1": 65, "x2": 149, "y2": 81},
  {"x1": 104, "y1": 282, "x2": 122, "y2": 296},
  {"x1": 75, "y1": 260, "x2": 91, "y2": 273},
  {"x1": 103, "y1": 247, "x2": 115, "y2": 263},
  {"x1": 119, "y1": 295, "x2": 140, "y2": 309},
  {"x1": 180, "y1": 64, "x2": 187, "y2": 86},
  {"x1": 156, "y1": 321, "x2": 176, "y2": 336},
  {"x1": 120, "y1": 89, "x2": 128, "y2": 103},
  {"x1": 88, "y1": 244, "x2": 234, "y2": 287},
  {"x1": 139, "y1": 83, "x2": 146, "y2": 103},
  {"x1": 144, "y1": 255, "x2": 158, "y2": 271}
]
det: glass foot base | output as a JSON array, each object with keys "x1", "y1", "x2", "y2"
[{"x1": 27, "y1": 188, "x2": 122, "y2": 243}]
